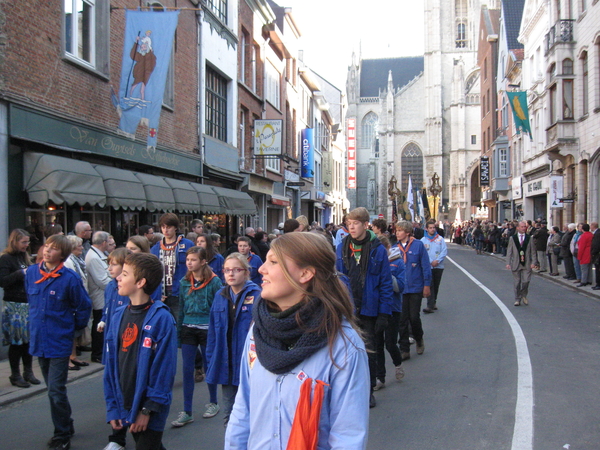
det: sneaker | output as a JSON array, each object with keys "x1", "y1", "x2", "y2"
[
  {"x1": 47, "y1": 439, "x2": 70, "y2": 450},
  {"x1": 423, "y1": 307, "x2": 435, "y2": 314},
  {"x1": 521, "y1": 296, "x2": 528, "y2": 305},
  {"x1": 408, "y1": 337, "x2": 415, "y2": 345},
  {"x1": 416, "y1": 339, "x2": 425, "y2": 355},
  {"x1": 194, "y1": 368, "x2": 205, "y2": 383},
  {"x1": 369, "y1": 393, "x2": 376, "y2": 408},
  {"x1": 373, "y1": 379, "x2": 385, "y2": 391},
  {"x1": 203, "y1": 403, "x2": 220, "y2": 418},
  {"x1": 395, "y1": 365, "x2": 405, "y2": 380},
  {"x1": 102, "y1": 443, "x2": 125, "y2": 450},
  {"x1": 401, "y1": 352, "x2": 411, "y2": 361},
  {"x1": 171, "y1": 411, "x2": 194, "y2": 427}
]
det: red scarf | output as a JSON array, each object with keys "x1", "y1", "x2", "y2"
[
  {"x1": 286, "y1": 378, "x2": 328, "y2": 450},
  {"x1": 188, "y1": 273, "x2": 216, "y2": 295},
  {"x1": 35, "y1": 262, "x2": 64, "y2": 284},
  {"x1": 397, "y1": 237, "x2": 415, "y2": 263}
]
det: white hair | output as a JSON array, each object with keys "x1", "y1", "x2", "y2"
[{"x1": 568, "y1": 223, "x2": 576, "y2": 230}]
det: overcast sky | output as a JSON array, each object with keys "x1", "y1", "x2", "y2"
[{"x1": 284, "y1": 0, "x2": 425, "y2": 90}]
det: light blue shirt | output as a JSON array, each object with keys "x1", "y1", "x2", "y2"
[
  {"x1": 225, "y1": 321, "x2": 370, "y2": 450},
  {"x1": 421, "y1": 233, "x2": 448, "y2": 269}
]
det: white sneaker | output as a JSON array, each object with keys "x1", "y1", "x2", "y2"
[
  {"x1": 409, "y1": 337, "x2": 416, "y2": 345},
  {"x1": 171, "y1": 411, "x2": 194, "y2": 427},
  {"x1": 395, "y1": 365, "x2": 405, "y2": 380},
  {"x1": 102, "y1": 443, "x2": 125, "y2": 450},
  {"x1": 373, "y1": 379, "x2": 385, "y2": 391},
  {"x1": 203, "y1": 402, "x2": 220, "y2": 418}
]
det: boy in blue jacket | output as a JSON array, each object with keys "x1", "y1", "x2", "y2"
[
  {"x1": 150, "y1": 213, "x2": 194, "y2": 319},
  {"x1": 26, "y1": 234, "x2": 92, "y2": 450},
  {"x1": 395, "y1": 220, "x2": 432, "y2": 360},
  {"x1": 336, "y1": 207, "x2": 394, "y2": 408},
  {"x1": 104, "y1": 253, "x2": 177, "y2": 450}
]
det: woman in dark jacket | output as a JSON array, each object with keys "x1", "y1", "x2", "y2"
[{"x1": 0, "y1": 229, "x2": 39, "y2": 387}]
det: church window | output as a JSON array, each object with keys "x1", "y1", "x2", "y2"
[
  {"x1": 63, "y1": 0, "x2": 109, "y2": 76},
  {"x1": 456, "y1": 23, "x2": 467, "y2": 48},
  {"x1": 455, "y1": 0, "x2": 468, "y2": 48},
  {"x1": 360, "y1": 112, "x2": 379, "y2": 149},
  {"x1": 401, "y1": 143, "x2": 424, "y2": 194}
]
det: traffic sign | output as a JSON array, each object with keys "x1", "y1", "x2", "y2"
[{"x1": 287, "y1": 181, "x2": 306, "y2": 186}]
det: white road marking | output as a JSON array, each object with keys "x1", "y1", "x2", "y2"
[{"x1": 446, "y1": 256, "x2": 534, "y2": 450}]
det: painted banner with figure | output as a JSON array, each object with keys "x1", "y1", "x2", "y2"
[{"x1": 114, "y1": 10, "x2": 179, "y2": 151}]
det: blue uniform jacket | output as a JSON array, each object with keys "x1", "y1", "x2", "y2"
[
  {"x1": 209, "y1": 253, "x2": 225, "y2": 283},
  {"x1": 388, "y1": 251, "x2": 405, "y2": 313},
  {"x1": 150, "y1": 236, "x2": 194, "y2": 297},
  {"x1": 26, "y1": 263, "x2": 92, "y2": 358},
  {"x1": 101, "y1": 280, "x2": 162, "y2": 327},
  {"x1": 225, "y1": 319, "x2": 370, "y2": 450},
  {"x1": 397, "y1": 238, "x2": 432, "y2": 294},
  {"x1": 205, "y1": 281, "x2": 260, "y2": 386},
  {"x1": 335, "y1": 237, "x2": 394, "y2": 317},
  {"x1": 103, "y1": 300, "x2": 177, "y2": 431}
]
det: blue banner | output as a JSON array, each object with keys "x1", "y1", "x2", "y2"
[
  {"x1": 115, "y1": 10, "x2": 179, "y2": 151},
  {"x1": 301, "y1": 128, "x2": 314, "y2": 178}
]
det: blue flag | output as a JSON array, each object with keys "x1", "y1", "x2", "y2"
[
  {"x1": 116, "y1": 10, "x2": 179, "y2": 151},
  {"x1": 506, "y1": 91, "x2": 532, "y2": 138}
]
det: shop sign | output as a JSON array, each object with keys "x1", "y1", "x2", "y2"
[
  {"x1": 301, "y1": 128, "x2": 315, "y2": 178},
  {"x1": 480, "y1": 156, "x2": 490, "y2": 186},
  {"x1": 512, "y1": 177, "x2": 522, "y2": 199},
  {"x1": 254, "y1": 120, "x2": 283, "y2": 156},
  {"x1": 524, "y1": 178, "x2": 547, "y2": 197},
  {"x1": 550, "y1": 175, "x2": 564, "y2": 209}
]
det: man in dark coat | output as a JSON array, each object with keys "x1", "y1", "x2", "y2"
[
  {"x1": 590, "y1": 222, "x2": 600, "y2": 290},
  {"x1": 560, "y1": 223, "x2": 577, "y2": 280},
  {"x1": 532, "y1": 222, "x2": 549, "y2": 272}
]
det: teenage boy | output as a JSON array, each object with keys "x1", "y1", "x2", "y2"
[
  {"x1": 104, "y1": 253, "x2": 177, "y2": 450},
  {"x1": 236, "y1": 236, "x2": 262, "y2": 286},
  {"x1": 421, "y1": 219, "x2": 447, "y2": 314},
  {"x1": 396, "y1": 220, "x2": 432, "y2": 360},
  {"x1": 150, "y1": 213, "x2": 194, "y2": 319},
  {"x1": 336, "y1": 207, "x2": 394, "y2": 408},
  {"x1": 27, "y1": 234, "x2": 92, "y2": 450}
]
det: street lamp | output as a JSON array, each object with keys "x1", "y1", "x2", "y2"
[{"x1": 429, "y1": 172, "x2": 442, "y2": 220}]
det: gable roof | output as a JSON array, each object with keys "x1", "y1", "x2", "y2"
[
  {"x1": 359, "y1": 57, "x2": 424, "y2": 98},
  {"x1": 503, "y1": 0, "x2": 525, "y2": 50}
]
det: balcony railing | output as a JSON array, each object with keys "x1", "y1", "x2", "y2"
[{"x1": 545, "y1": 20, "x2": 575, "y2": 55}]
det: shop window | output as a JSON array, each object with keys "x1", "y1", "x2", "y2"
[{"x1": 25, "y1": 205, "x2": 67, "y2": 257}]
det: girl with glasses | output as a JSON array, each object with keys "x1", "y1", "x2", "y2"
[{"x1": 205, "y1": 252, "x2": 261, "y2": 427}]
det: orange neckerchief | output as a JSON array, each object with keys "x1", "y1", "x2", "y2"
[
  {"x1": 246, "y1": 252, "x2": 256, "y2": 262},
  {"x1": 397, "y1": 237, "x2": 415, "y2": 263},
  {"x1": 160, "y1": 235, "x2": 182, "y2": 251},
  {"x1": 286, "y1": 378, "x2": 329, "y2": 450},
  {"x1": 188, "y1": 273, "x2": 216, "y2": 295},
  {"x1": 35, "y1": 262, "x2": 64, "y2": 284},
  {"x1": 349, "y1": 242, "x2": 363, "y2": 262}
]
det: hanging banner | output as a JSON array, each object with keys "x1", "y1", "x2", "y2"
[
  {"x1": 550, "y1": 175, "x2": 564, "y2": 208},
  {"x1": 480, "y1": 156, "x2": 490, "y2": 186},
  {"x1": 114, "y1": 10, "x2": 179, "y2": 152},
  {"x1": 506, "y1": 91, "x2": 532, "y2": 137},
  {"x1": 301, "y1": 128, "x2": 314, "y2": 178},
  {"x1": 347, "y1": 118, "x2": 356, "y2": 189}
]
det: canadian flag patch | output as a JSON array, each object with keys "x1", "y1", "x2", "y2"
[{"x1": 143, "y1": 337, "x2": 152, "y2": 348}]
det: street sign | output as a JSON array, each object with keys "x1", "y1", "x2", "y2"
[{"x1": 287, "y1": 181, "x2": 306, "y2": 187}]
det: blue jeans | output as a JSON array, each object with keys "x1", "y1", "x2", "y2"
[
  {"x1": 221, "y1": 384, "x2": 238, "y2": 426},
  {"x1": 38, "y1": 356, "x2": 73, "y2": 441},
  {"x1": 573, "y1": 256, "x2": 581, "y2": 280}
]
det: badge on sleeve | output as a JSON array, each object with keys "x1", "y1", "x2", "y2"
[
  {"x1": 248, "y1": 341, "x2": 257, "y2": 370},
  {"x1": 243, "y1": 296, "x2": 254, "y2": 305},
  {"x1": 143, "y1": 337, "x2": 152, "y2": 348}
]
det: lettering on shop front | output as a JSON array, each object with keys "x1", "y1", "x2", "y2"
[{"x1": 527, "y1": 180, "x2": 543, "y2": 193}]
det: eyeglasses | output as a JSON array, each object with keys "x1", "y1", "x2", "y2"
[{"x1": 224, "y1": 268, "x2": 246, "y2": 274}]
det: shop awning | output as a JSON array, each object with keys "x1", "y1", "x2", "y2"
[
  {"x1": 134, "y1": 173, "x2": 175, "y2": 212},
  {"x1": 190, "y1": 182, "x2": 224, "y2": 214},
  {"x1": 23, "y1": 152, "x2": 106, "y2": 207},
  {"x1": 164, "y1": 178, "x2": 202, "y2": 213},
  {"x1": 93, "y1": 165, "x2": 146, "y2": 211},
  {"x1": 270, "y1": 194, "x2": 291, "y2": 207},
  {"x1": 211, "y1": 187, "x2": 257, "y2": 215}
]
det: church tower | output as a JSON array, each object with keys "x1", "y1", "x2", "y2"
[{"x1": 423, "y1": 0, "x2": 495, "y2": 220}]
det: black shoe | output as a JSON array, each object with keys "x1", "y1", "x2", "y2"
[
  {"x1": 47, "y1": 438, "x2": 70, "y2": 450},
  {"x1": 23, "y1": 371, "x2": 41, "y2": 385},
  {"x1": 423, "y1": 307, "x2": 435, "y2": 314},
  {"x1": 91, "y1": 357, "x2": 103, "y2": 364},
  {"x1": 77, "y1": 346, "x2": 92, "y2": 352},
  {"x1": 9, "y1": 375, "x2": 31, "y2": 388},
  {"x1": 369, "y1": 393, "x2": 376, "y2": 408},
  {"x1": 592, "y1": 286, "x2": 600, "y2": 290}
]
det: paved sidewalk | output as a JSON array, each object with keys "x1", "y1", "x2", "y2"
[{"x1": 0, "y1": 351, "x2": 104, "y2": 408}]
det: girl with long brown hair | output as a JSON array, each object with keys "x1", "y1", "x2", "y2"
[{"x1": 225, "y1": 232, "x2": 369, "y2": 449}]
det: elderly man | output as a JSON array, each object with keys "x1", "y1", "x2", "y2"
[
  {"x1": 85, "y1": 231, "x2": 111, "y2": 363},
  {"x1": 191, "y1": 219, "x2": 204, "y2": 235},
  {"x1": 73, "y1": 221, "x2": 92, "y2": 257},
  {"x1": 243, "y1": 227, "x2": 261, "y2": 258},
  {"x1": 506, "y1": 221, "x2": 536, "y2": 306}
]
